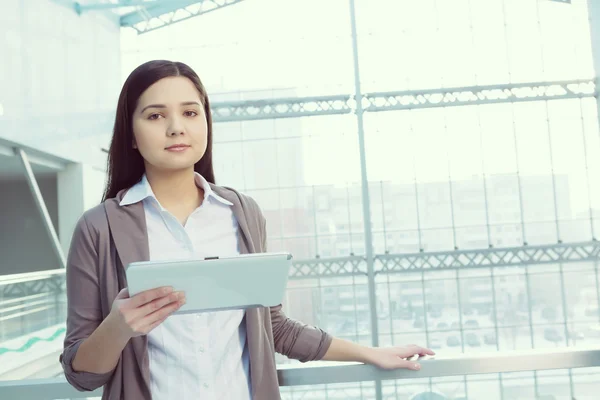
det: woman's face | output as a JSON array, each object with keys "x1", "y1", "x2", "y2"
[{"x1": 132, "y1": 76, "x2": 208, "y2": 174}]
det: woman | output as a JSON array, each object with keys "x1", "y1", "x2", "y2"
[{"x1": 60, "y1": 60, "x2": 434, "y2": 400}]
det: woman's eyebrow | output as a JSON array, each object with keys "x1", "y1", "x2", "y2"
[
  {"x1": 180, "y1": 101, "x2": 201, "y2": 107},
  {"x1": 140, "y1": 101, "x2": 201, "y2": 113}
]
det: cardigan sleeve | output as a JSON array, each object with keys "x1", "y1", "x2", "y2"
[
  {"x1": 60, "y1": 215, "x2": 115, "y2": 391},
  {"x1": 257, "y1": 203, "x2": 333, "y2": 362}
]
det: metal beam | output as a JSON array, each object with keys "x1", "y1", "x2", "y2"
[
  {"x1": 76, "y1": 1, "x2": 161, "y2": 13},
  {"x1": 211, "y1": 94, "x2": 352, "y2": 122},
  {"x1": 289, "y1": 256, "x2": 366, "y2": 279},
  {"x1": 15, "y1": 149, "x2": 66, "y2": 269},
  {"x1": 120, "y1": 0, "x2": 246, "y2": 34},
  {"x1": 2, "y1": 241, "x2": 600, "y2": 296},
  {"x1": 2, "y1": 240, "x2": 599, "y2": 298},
  {"x1": 374, "y1": 241, "x2": 600, "y2": 274},
  {"x1": 362, "y1": 79, "x2": 594, "y2": 112},
  {"x1": 210, "y1": 79, "x2": 595, "y2": 122},
  {"x1": 12, "y1": 81, "x2": 591, "y2": 139},
  {"x1": 288, "y1": 241, "x2": 600, "y2": 279}
]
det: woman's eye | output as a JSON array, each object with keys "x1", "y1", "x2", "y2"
[
  {"x1": 148, "y1": 113, "x2": 162, "y2": 120},
  {"x1": 184, "y1": 110, "x2": 198, "y2": 117}
]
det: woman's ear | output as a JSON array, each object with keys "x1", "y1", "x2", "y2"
[{"x1": 132, "y1": 138, "x2": 137, "y2": 149}]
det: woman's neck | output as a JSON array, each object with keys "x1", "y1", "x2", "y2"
[{"x1": 145, "y1": 167, "x2": 203, "y2": 212}]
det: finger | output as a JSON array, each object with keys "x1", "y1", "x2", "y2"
[
  {"x1": 145, "y1": 314, "x2": 170, "y2": 334},
  {"x1": 405, "y1": 345, "x2": 435, "y2": 356},
  {"x1": 408, "y1": 361, "x2": 421, "y2": 371},
  {"x1": 115, "y1": 288, "x2": 130, "y2": 300},
  {"x1": 398, "y1": 359, "x2": 421, "y2": 371},
  {"x1": 137, "y1": 291, "x2": 184, "y2": 319},
  {"x1": 142, "y1": 296, "x2": 185, "y2": 327},
  {"x1": 384, "y1": 358, "x2": 421, "y2": 371},
  {"x1": 128, "y1": 286, "x2": 174, "y2": 308},
  {"x1": 144, "y1": 299, "x2": 183, "y2": 327},
  {"x1": 417, "y1": 347, "x2": 435, "y2": 356}
]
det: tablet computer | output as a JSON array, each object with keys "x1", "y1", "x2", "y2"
[{"x1": 126, "y1": 252, "x2": 292, "y2": 314}]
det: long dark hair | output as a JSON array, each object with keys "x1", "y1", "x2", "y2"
[{"x1": 102, "y1": 60, "x2": 215, "y2": 202}]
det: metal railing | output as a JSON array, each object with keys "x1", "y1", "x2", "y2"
[
  {"x1": 0, "y1": 347, "x2": 598, "y2": 399},
  {"x1": 0, "y1": 270, "x2": 64, "y2": 297},
  {"x1": 0, "y1": 270, "x2": 66, "y2": 343}
]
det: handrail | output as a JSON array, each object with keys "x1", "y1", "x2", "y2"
[
  {"x1": 0, "y1": 270, "x2": 64, "y2": 286},
  {"x1": 277, "y1": 347, "x2": 600, "y2": 386},
  {"x1": 0, "y1": 348, "x2": 599, "y2": 400},
  {"x1": 0, "y1": 270, "x2": 65, "y2": 298}
]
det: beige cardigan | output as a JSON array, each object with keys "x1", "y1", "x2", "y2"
[{"x1": 60, "y1": 184, "x2": 332, "y2": 399}]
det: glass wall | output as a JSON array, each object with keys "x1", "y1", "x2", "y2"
[{"x1": 119, "y1": 4, "x2": 600, "y2": 398}]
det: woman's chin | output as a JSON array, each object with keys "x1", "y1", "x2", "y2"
[{"x1": 152, "y1": 161, "x2": 198, "y2": 172}]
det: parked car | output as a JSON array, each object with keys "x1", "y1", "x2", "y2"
[
  {"x1": 542, "y1": 307, "x2": 558, "y2": 321},
  {"x1": 465, "y1": 333, "x2": 481, "y2": 347},
  {"x1": 544, "y1": 328, "x2": 563, "y2": 343},
  {"x1": 484, "y1": 332, "x2": 497, "y2": 346},
  {"x1": 464, "y1": 320, "x2": 479, "y2": 329},
  {"x1": 437, "y1": 322, "x2": 449, "y2": 330},
  {"x1": 447, "y1": 336, "x2": 461, "y2": 347}
]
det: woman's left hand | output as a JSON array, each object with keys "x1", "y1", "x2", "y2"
[{"x1": 365, "y1": 344, "x2": 435, "y2": 370}]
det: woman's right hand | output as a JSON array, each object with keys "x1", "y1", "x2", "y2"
[{"x1": 108, "y1": 287, "x2": 186, "y2": 339}]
